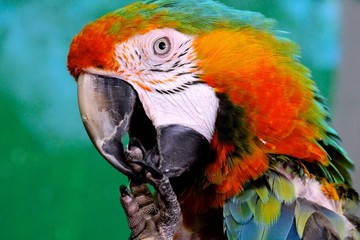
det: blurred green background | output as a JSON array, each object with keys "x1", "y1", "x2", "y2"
[{"x1": 1, "y1": 0, "x2": 358, "y2": 239}]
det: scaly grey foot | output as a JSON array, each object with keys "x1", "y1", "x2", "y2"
[{"x1": 120, "y1": 138, "x2": 180, "y2": 240}]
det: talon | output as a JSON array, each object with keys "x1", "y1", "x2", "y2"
[
  {"x1": 120, "y1": 174, "x2": 180, "y2": 239},
  {"x1": 120, "y1": 185, "x2": 131, "y2": 198},
  {"x1": 128, "y1": 137, "x2": 146, "y2": 154},
  {"x1": 132, "y1": 160, "x2": 163, "y2": 180},
  {"x1": 128, "y1": 162, "x2": 144, "y2": 176},
  {"x1": 125, "y1": 138, "x2": 146, "y2": 163},
  {"x1": 146, "y1": 168, "x2": 163, "y2": 180}
]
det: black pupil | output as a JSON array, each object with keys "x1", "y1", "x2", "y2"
[{"x1": 159, "y1": 41, "x2": 166, "y2": 50}]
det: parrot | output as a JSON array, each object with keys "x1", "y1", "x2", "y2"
[{"x1": 67, "y1": 0, "x2": 360, "y2": 239}]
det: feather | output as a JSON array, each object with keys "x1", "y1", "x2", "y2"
[
  {"x1": 254, "y1": 194, "x2": 281, "y2": 224},
  {"x1": 294, "y1": 198, "x2": 318, "y2": 238},
  {"x1": 315, "y1": 204, "x2": 346, "y2": 238},
  {"x1": 286, "y1": 221, "x2": 301, "y2": 240},
  {"x1": 224, "y1": 213, "x2": 239, "y2": 238},
  {"x1": 229, "y1": 200, "x2": 253, "y2": 224},
  {"x1": 268, "y1": 172, "x2": 296, "y2": 204},
  {"x1": 239, "y1": 220, "x2": 267, "y2": 240},
  {"x1": 234, "y1": 189, "x2": 256, "y2": 204},
  {"x1": 225, "y1": 195, "x2": 300, "y2": 240},
  {"x1": 295, "y1": 198, "x2": 349, "y2": 239},
  {"x1": 254, "y1": 185, "x2": 269, "y2": 203},
  {"x1": 302, "y1": 212, "x2": 340, "y2": 240},
  {"x1": 264, "y1": 203, "x2": 299, "y2": 240},
  {"x1": 224, "y1": 171, "x2": 358, "y2": 240},
  {"x1": 224, "y1": 192, "x2": 256, "y2": 239}
]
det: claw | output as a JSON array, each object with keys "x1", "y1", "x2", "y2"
[
  {"x1": 120, "y1": 185, "x2": 131, "y2": 198},
  {"x1": 132, "y1": 160, "x2": 164, "y2": 180},
  {"x1": 120, "y1": 172, "x2": 180, "y2": 239},
  {"x1": 128, "y1": 137, "x2": 146, "y2": 154},
  {"x1": 122, "y1": 137, "x2": 180, "y2": 239},
  {"x1": 125, "y1": 139, "x2": 145, "y2": 164}
]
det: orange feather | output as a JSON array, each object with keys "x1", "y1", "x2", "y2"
[
  {"x1": 194, "y1": 29, "x2": 327, "y2": 163},
  {"x1": 178, "y1": 28, "x2": 331, "y2": 211}
]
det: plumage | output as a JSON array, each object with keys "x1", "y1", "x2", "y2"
[{"x1": 67, "y1": 0, "x2": 359, "y2": 239}]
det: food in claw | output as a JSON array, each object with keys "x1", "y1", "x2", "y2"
[{"x1": 67, "y1": 1, "x2": 360, "y2": 239}]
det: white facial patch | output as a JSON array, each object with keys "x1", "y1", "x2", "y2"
[
  {"x1": 113, "y1": 28, "x2": 219, "y2": 141},
  {"x1": 140, "y1": 82, "x2": 219, "y2": 141}
]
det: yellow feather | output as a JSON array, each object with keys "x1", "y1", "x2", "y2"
[{"x1": 254, "y1": 194, "x2": 281, "y2": 224}]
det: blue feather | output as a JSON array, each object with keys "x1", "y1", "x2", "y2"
[
  {"x1": 286, "y1": 220, "x2": 301, "y2": 240},
  {"x1": 224, "y1": 196, "x2": 300, "y2": 240},
  {"x1": 265, "y1": 203, "x2": 299, "y2": 240}
]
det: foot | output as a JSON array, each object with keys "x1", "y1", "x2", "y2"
[{"x1": 120, "y1": 140, "x2": 181, "y2": 240}]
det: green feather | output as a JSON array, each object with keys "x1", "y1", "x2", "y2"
[
  {"x1": 268, "y1": 172, "x2": 296, "y2": 204},
  {"x1": 294, "y1": 199, "x2": 317, "y2": 239},
  {"x1": 254, "y1": 185, "x2": 269, "y2": 203},
  {"x1": 145, "y1": 0, "x2": 276, "y2": 34},
  {"x1": 229, "y1": 200, "x2": 253, "y2": 224},
  {"x1": 313, "y1": 91, "x2": 354, "y2": 186},
  {"x1": 317, "y1": 163, "x2": 337, "y2": 183},
  {"x1": 234, "y1": 189, "x2": 256, "y2": 204},
  {"x1": 247, "y1": 191, "x2": 258, "y2": 214},
  {"x1": 328, "y1": 161, "x2": 346, "y2": 183},
  {"x1": 108, "y1": 0, "x2": 277, "y2": 39}
]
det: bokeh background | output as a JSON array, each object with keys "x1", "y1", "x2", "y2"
[{"x1": 1, "y1": 0, "x2": 359, "y2": 239}]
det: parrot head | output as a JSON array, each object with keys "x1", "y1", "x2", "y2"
[
  {"x1": 68, "y1": 0, "x2": 336, "y2": 205},
  {"x1": 67, "y1": 0, "x2": 238, "y2": 180}
]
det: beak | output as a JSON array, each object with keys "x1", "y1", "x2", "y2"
[
  {"x1": 77, "y1": 72, "x2": 137, "y2": 178},
  {"x1": 77, "y1": 72, "x2": 210, "y2": 180},
  {"x1": 153, "y1": 125, "x2": 210, "y2": 178}
]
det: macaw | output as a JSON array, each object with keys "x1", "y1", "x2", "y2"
[{"x1": 67, "y1": 0, "x2": 360, "y2": 239}]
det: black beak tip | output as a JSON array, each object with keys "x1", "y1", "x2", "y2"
[{"x1": 148, "y1": 124, "x2": 210, "y2": 179}]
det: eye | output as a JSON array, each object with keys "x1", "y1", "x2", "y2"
[{"x1": 153, "y1": 37, "x2": 171, "y2": 56}]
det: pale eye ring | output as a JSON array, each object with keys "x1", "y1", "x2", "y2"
[{"x1": 153, "y1": 37, "x2": 171, "y2": 56}]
